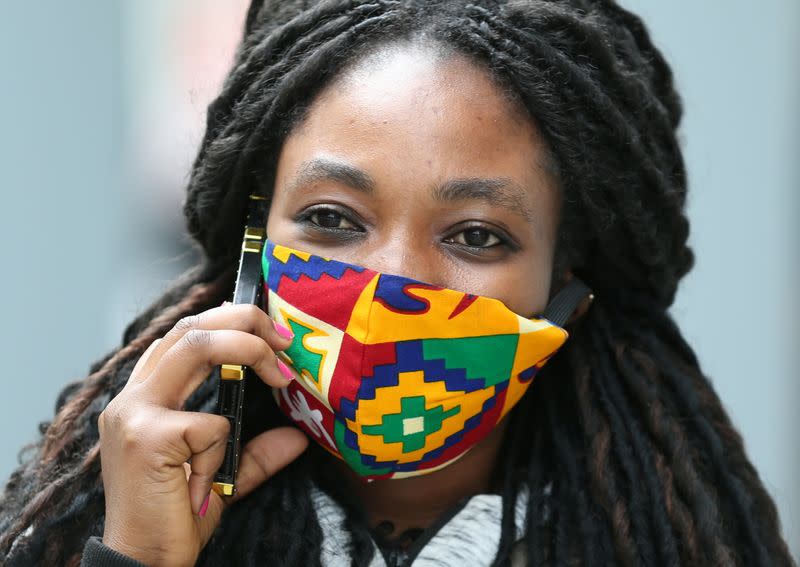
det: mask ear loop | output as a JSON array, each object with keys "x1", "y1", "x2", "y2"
[{"x1": 538, "y1": 277, "x2": 594, "y2": 327}]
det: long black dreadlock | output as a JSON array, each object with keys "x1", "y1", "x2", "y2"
[{"x1": 0, "y1": 1, "x2": 795, "y2": 565}]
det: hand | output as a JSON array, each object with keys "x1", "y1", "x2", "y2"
[{"x1": 97, "y1": 303, "x2": 309, "y2": 567}]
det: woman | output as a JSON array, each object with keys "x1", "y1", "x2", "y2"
[{"x1": 0, "y1": 1, "x2": 794, "y2": 566}]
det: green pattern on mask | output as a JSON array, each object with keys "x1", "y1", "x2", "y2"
[
  {"x1": 362, "y1": 396, "x2": 460, "y2": 453},
  {"x1": 285, "y1": 320, "x2": 323, "y2": 383},
  {"x1": 334, "y1": 419, "x2": 392, "y2": 476},
  {"x1": 422, "y1": 334, "x2": 518, "y2": 387}
]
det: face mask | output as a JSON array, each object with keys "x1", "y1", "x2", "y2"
[{"x1": 261, "y1": 239, "x2": 591, "y2": 481}]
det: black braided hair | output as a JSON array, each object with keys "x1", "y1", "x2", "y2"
[{"x1": 0, "y1": 1, "x2": 794, "y2": 565}]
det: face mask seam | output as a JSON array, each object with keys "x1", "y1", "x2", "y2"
[{"x1": 357, "y1": 271, "x2": 379, "y2": 474}]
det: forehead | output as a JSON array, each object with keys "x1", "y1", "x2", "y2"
[
  {"x1": 289, "y1": 44, "x2": 543, "y2": 161},
  {"x1": 275, "y1": 42, "x2": 559, "y2": 225}
]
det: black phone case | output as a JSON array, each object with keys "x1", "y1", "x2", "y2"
[{"x1": 211, "y1": 194, "x2": 269, "y2": 497}]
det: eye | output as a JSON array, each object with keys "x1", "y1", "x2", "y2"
[
  {"x1": 308, "y1": 208, "x2": 355, "y2": 230},
  {"x1": 446, "y1": 226, "x2": 504, "y2": 248},
  {"x1": 297, "y1": 205, "x2": 364, "y2": 232}
]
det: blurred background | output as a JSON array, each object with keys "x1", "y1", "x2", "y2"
[{"x1": 0, "y1": 0, "x2": 796, "y2": 557}]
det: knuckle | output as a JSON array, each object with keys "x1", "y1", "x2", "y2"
[
  {"x1": 212, "y1": 416, "x2": 231, "y2": 443},
  {"x1": 182, "y1": 328, "x2": 212, "y2": 350},
  {"x1": 118, "y1": 411, "x2": 155, "y2": 450},
  {"x1": 246, "y1": 443, "x2": 276, "y2": 478},
  {"x1": 174, "y1": 314, "x2": 200, "y2": 334},
  {"x1": 242, "y1": 304, "x2": 265, "y2": 329},
  {"x1": 252, "y1": 341, "x2": 275, "y2": 372},
  {"x1": 99, "y1": 399, "x2": 122, "y2": 433}
]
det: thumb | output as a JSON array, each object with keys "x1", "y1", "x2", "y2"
[
  {"x1": 230, "y1": 426, "x2": 309, "y2": 503},
  {"x1": 195, "y1": 427, "x2": 309, "y2": 537}
]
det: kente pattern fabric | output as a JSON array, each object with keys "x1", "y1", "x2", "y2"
[{"x1": 262, "y1": 240, "x2": 569, "y2": 480}]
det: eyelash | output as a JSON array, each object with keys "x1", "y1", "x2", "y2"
[
  {"x1": 295, "y1": 205, "x2": 516, "y2": 252},
  {"x1": 295, "y1": 205, "x2": 365, "y2": 236}
]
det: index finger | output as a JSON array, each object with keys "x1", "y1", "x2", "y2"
[{"x1": 133, "y1": 303, "x2": 294, "y2": 384}]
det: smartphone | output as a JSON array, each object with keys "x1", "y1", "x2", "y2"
[{"x1": 211, "y1": 194, "x2": 268, "y2": 497}]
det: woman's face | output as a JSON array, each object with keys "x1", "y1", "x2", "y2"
[{"x1": 267, "y1": 43, "x2": 561, "y2": 316}]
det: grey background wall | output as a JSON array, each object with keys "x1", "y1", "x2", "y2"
[
  {"x1": 0, "y1": 0, "x2": 797, "y2": 557},
  {"x1": 620, "y1": 1, "x2": 800, "y2": 556}
]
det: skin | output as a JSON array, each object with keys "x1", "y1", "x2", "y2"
[{"x1": 98, "y1": 42, "x2": 589, "y2": 567}]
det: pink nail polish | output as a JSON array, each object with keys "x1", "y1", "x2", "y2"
[
  {"x1": 199, "y1": 493, "x2": 210, "y2": 518},
  {"x1": 273, "y1": 320, "x2": 294, "y2": 340},
  {"x1": 277, "y1": 359, "x2": 295, "y2": 382}
]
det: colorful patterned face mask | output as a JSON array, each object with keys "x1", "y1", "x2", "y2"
[{"x1": 262, "y1": 239, "x2": 591, "y2": 481}]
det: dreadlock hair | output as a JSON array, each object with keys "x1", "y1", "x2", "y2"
[{"x1": 1, "y1": 1, "x2": 795, "y2": 565}]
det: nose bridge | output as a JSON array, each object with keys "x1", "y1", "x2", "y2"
[{"x1": 360, "y1": 232, "x2": 442, "y2": 285}]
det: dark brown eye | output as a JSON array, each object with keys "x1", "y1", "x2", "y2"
[
  {"x1": 452, "y1": 227, "x2": 501, "y2": 248},
  {"x1": 309, "y1": 209, "x2": 358, "y2": 230}
]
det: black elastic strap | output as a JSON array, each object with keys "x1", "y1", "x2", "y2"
[{"x1": 542, "y1": 277, "x2": 593, "y2": 327}]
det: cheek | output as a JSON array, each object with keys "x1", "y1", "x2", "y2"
[
  {"x1": 494, "y1": 274, "x2": 551, "y2": 317},
  {"x1": 450, "y1": 257, "x2": 553, "y2": 317}
]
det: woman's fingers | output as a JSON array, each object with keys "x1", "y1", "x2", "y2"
[
  {"x1": 140, "y1": 329, "x2": 295, "y2": 408},
  {"x1": 99, "y1": 302, "x2": 299, "y2": 566},
  {"x1": 99, "y1": 405, "x2": 229, "y2": 475},
  {"x1": 180, "y1": 412, "x2": 231, "y2": 514},
  {"x1": 131, "y1": 303, "x2": 294, "y2": 384},
  {"x1": 230, "y1": 427, "x2": 309, "y2": 503},
  {"x1": 98, "y1": 402, "x2": 232, "y2": 566},
  {"x1": 186, "y1": 427, "x2": 309, "y2": 531},
  {"x1": 125, "y1": 338, "x2": 162, "y2": 387}
]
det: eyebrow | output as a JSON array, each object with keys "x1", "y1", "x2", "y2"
[
  {"x1": 285, "y1": 157, "x2": 534, "y2": 222},
  {"x1": 285, "y1": 157, "x2": 376, "y2": 195},
  {"x1": 431, "y1": 177, "x2": 534, "y2": 222}
]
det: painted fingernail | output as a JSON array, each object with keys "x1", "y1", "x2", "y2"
[
  {"x1": 273, "y1": 320, "x2": 294, "y2": 340},
  {"x1": 199, "y1": 492, "x2": 210, "y2": 518},
  {"x1": 277, "y1": 359, "x2": 295, "y2": 382}
]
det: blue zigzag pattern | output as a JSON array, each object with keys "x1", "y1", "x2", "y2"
[{"x1": 263, "y1": 241, "x2": 365, "y2": 291}]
